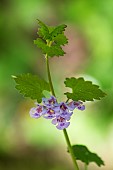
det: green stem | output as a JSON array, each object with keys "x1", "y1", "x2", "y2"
[
  {"x1": 66, "y1": 98, "x2": 69, "y2": 103},
  {"x1": 45, "y1": 41, "x2": 55, "y2": 96},
  {"x1": 45, "y1": 40, "x2": 79, "y2": 170},
  {"x1": 46, "y1": 55, "x2": 55, "y2": 96},
  {"x1": 63, "y1": 129, "x2": 79, "y2": 170},
  {"x1": 84, "y1": 164, "x2": 88, "y2": 170}
]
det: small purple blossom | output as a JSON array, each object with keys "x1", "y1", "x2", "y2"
[
  {"x1": 52, "y1": 116, "x2": 70, "y2": 130},
  {"x1": 61, "y1": 111, "x2": 73, "y2": 120},
  {"x1": 42, "y1": 96, "x2": 58, "y2": 107},
  {"x1": 29, "y1": 104, "x2": 46, "y2": 118},
  {"x1": 67, "y1": 101, "x2": 85, "y2": 111},
  {"x1": 59, "y1": 102, "x2": 68, "y2": 113},
  {"x1": 43, "y1": 108, "x2": 56, "y2": 119},
  {"x1": 29, "y1": 96, "x2": 85, "y2": 130}
]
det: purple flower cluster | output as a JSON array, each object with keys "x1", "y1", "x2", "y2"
[{"x1": 29, "y1": 96, "x2": 85, "y2": 130}]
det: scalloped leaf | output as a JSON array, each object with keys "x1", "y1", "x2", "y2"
[
  {"x1": 37, "y1": 19, "x2": 50, "y2": 40},
  {"x1": 70, "y1": 145, "x2": 104, "y2": 167},
  {"x1": 35, "y1": 19, "x2": 68, "y2": 57},
  {"x1": 12, "y1": 73, "x2": 50, "y2": 103},
  {"x1": 64, "y1": 77, "x2": 106, "y2": 101},
  {"x1": 34, "y1": 38, "x2": 65, "y2": 57},
  {"x1": 37, "y1": 19, "x2": 67, "y2": 42},
  {"x1": 50, "y1": 24, "x2": 67, "y2": 39},
  {"x1": 53, "y1": 34, "x2": 68, "y2": 46}
]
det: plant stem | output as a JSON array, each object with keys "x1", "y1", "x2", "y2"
[
  {"x1": 45, "y1": 40, "x2": 55, "y2": 96},
  {"x1": 63, "y1": 129, "x2": 79, "y2": 170},
  {"x1": 45, "y1": 40, "x2": 79, "y2": 170},
  {"x1": 66, "y1": 98, "x2": 69, "y2": 103},
  {"x1": 84, "y1": 164, "x2": 88, "y2": 170},
  {"x1": 45, "y1": 55, "x2": 55, "y2": 96}
]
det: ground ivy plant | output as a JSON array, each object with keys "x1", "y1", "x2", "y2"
[{"x1": 12, "y1": 19, "x2": 106, "y2": 170}]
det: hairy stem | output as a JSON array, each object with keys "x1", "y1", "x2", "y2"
[{"x1": 45, "y1": 40, "x2": 79, "y2": 170}]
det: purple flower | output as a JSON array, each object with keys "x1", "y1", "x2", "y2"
[
  {"x1": 30, "y1": 104, "x2": 46, "y2": 118},
  {"x1": 43, "y1": 108, "x2": 56, "y2": 119},
  {"x1": 43, "y1": 105, "x2": 61, "y2": 119},
  {"x1": 29, "y1": 96, "x2": 85, "y2": 130},
  {"x1": 61, "y1": 111, "x2": 73, "y2": 121},
  {"x1": 42, "y1": 96, "x2": 58, "y2": 107},
  {"x1": 67, "y1": 101, "x2": 85, "y2": 111},
  {"x1": 58, "y1": 102, "x2": 73, "y2": 120},
  {"x1": 52, "y1": 116, "x2": 70, "y2": 130},
  {"x1": 77, "y1": 104, "x2": 85, "y2": 110},
  {"x1": 59, "y1": 102, "x2": 68, "y2": 113}
]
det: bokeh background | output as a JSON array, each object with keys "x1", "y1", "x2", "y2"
[{"x1": 0, "y1": 0, "x2": 113, "y2": 169}]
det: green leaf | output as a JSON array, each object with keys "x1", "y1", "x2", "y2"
[
  {"x1": 34, "y1": 38, "x2": 65, "y2": 57},
  {"x1": 48, "y1": 45, "x2": 65, "y2": 57},
  {"x1": 37, "y1": 19, "x2": 50, "y2": 40},
  {"x1": 34, "y1": 38, "x2": 48, "y2": 54},
  {"x1": 50, "y1": 24, "x2": 67, "y2": 38},
  {"x1": 12, "y1": 73, "x2": 50, "y2": 103},
  {"x1": 70, "y1": 145, "x2": 104, "y2": 167},
  {"x1": 53, "y1": 34, "x2": 68, "y2": 46},
  {"x1": 64, "y1": 77, "x2": 106, "y2": 101},
  {"x1": 35, "y1": 20, "x2": 68, "y2": 57},
  {"x1": 37, "y1": 20, "x2": 67, "y2": 41}
]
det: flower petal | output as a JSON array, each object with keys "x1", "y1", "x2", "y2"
[
  {"x1": 52, "y1": 118, "x2": 57, "y2": 125},
  {"x1": 56, "y1": 122, "x2": 70, "y2": 130},
  {"x1": 77, "y1": 105, "x2": 85, "y2": 110}
]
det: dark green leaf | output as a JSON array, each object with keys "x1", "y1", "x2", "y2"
[
  {"x1": 35, "y1": 20, "x2": 68, "y2": 57},
  {"x1": 50, "y1": 24, "x2": 67, "y2": 38},
  {"x1": 48, "y1": 26, "x2": 55, "y2": 34},
  {"x1": 37, "y1": 19, "x2": 50, "y2": 40},
  {"x1": 37, "y1": 20, "x2": 67, "y2": 41},
  {"x1": 53, "y1": 34, "x2": 68, "y2": 46},
  {"x1": 12, "y1": 73, "x2": 50, "y2": 103},
  {"x1": 70, "y1": 145, "x2": 104, "y2": 166},
  {"x1": 64, "y1": 77, "x2": 106, "y2": 101},
  {"x1": 34, "y1": 38, "x2": 48, "y2": 54},
  {"x1": 34, "y1": 38, "x2": 65, "y2": 57},
  {"x1": 48, "y1": 45, "x2": 65, "y2": 57}
]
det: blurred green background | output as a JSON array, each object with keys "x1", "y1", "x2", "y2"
[{"x1": 0, "y1": 0, "x2": 113, "y2": 169}]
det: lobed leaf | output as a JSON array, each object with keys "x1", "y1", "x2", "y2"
[
  {"x1": 64, "y1": 77, "x2": 106, "y2": 101},
  {"x1": 37, "y1": 19, "x2": 50, "y2": 40},
  {"x1": 34, "y1": 38, "x2": 65, "y2": 57},
  {"x1": 70, "y1": 145, "x2": 104, "y2": 166},
  {"x1": 12, "y1": 73, "x2": 50, "y2": 103},
  {"x1": 50, "y1": 24, "x2": 67, "y2": 39},
  {"x1": 53, "y1": 34, "x2": 68, "y2": 46},
  {"x1": 35, "y1": 19, "x2": 68, "y2": 57},
  {"x1": 37, "y1": 20, "x2": 67, "y2": 42},
  {"x1": 34, "y1": 38, "x2": 48, "y2": 54},
  {"x1": 48, "y1": 45, "x2": 65, "y2": 57}
]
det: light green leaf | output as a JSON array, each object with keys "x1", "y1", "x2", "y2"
[
  {"x1": 12, "y1": 73, "x2": 50, "y2": 103},
  {"x1": 64, "y1": 77, "x2": 106, "y2": 101},
  {"x1": 70, "y1": 145, "x2": 104, "y2": 167}
]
